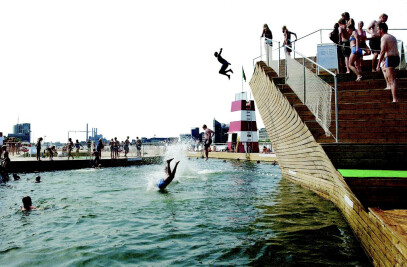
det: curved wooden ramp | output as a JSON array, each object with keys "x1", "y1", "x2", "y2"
[{"x1": 250, "y1": 61, "x2": 407, "y2": 266}]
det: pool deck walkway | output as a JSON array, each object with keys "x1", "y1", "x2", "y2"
[
  {"x1": 186, "y1": 151, "x2": 278, "y2": 162},
  {"x1": 6, "y1": 155, "x2": 162, "y2": 173}
]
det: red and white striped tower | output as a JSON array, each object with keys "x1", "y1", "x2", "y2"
[{"x1": 227, "y1": 92, "x2": 259, "y2": 153}]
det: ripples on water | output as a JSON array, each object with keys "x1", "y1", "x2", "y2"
[{"x1": 0, "y1": 149, "x2": 370, "y2": 266}]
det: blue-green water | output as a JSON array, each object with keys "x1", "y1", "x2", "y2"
[{"x1": 1, "y1": 157, "x2": 370, "y2": 266}]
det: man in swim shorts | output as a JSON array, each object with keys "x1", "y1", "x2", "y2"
[
  {"x1": 376, "y1": 22, "x2": 400, "y2": 103},
  {"x1": 202, "y1": 124, "x2": 214, "y2": 161},
  {"x1": 157, "y1": 158, "x2": 180, "y2": 190},
  {"x1": 367, "y1": 14, "x2": 388, "y2": 72},
  {"x1": 214, "y1": 48, "x2": 233, "y2": 80}
]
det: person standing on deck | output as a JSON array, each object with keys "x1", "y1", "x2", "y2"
[
  {"x1": 67, "y1": 138, "x2": 75, "y2": 160},
  {"x1": 75, "y1": 139, "x2": 83, "y2": 158},
  {"x1": 367, "y1": 14, "x2": 388, "y2": 72},
  {"x1": 214, "y1": 48, "x2": 233, "y2": 80},
  {"x1": 97, "y1": 138, "x2": 104, "y2": 159},
  {"x1": 261, "y1": 24, "x2": 273, "y2": 65},
  {"x1": 202, "y1": 124, "x2": 214, "y2": 161},
  {"x1": 136, "y1": 137, "x2": 142, "y2": 157},
  {"x1": 124, "y1": 136, "x2": 130, "y2": 158},
  {"x1": 376, "y1": 22, "x2": 400, "y2": 103},
  {"x1": 282, "y1": 26, "x2": 297, "y2": 56},
  {"x1": 36, "y1": 137, "x2": 43, "y2": 161}
]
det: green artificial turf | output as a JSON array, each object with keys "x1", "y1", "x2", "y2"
[{"x1": 338, "y1": 169, "x2": 407, "y2": 178}]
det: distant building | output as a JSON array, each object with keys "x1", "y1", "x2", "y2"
[
  {"x1": 259, "y1": 128, "x2": 269, "y2": 141},
  {"x1": 180, "y1": 134, "x2": 192, "y2": 142},
  {"x1": 8, "y1": 123, "x2": 31, "y2": 142},
  {"x1": 213, "y1": 119, "x2": 229, "y2": 144},
  {"x1": 141, "y1": 137, "x2": 179, "y2": 144},
  {"x1": 191, "y1": 127, "x2": 201, "y2": 142}
]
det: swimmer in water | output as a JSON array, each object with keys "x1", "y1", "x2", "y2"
[
  {"x1": 34, "y1": 176, "x2": 41, "y2": 183},
  {"x1": 21, "y1": 196, "x2": 36, "y2": 211},
  {"x1": 157, "y1": 158, "x2": 180, "y2": 190}
]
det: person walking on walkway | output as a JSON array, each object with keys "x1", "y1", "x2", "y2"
[{"x1": 67, "y1": 138, "x2": 75, "y2": 160}]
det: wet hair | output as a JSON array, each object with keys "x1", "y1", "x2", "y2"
[
  {"x1": 378, "y1": 22, "x2": 388, "y2": 33},
  {"x1": 380, "y1": 13, "x2": 388, "y2": 20},
  {"x1": 35, "y1": 176, "x2": 41, "y2": 182},
  {"x1": 22, "y1": 196, "x2": 32, "y2": 210},
  {"x1": 202, "y1": 124, "x2": 207, "y2": 129}
]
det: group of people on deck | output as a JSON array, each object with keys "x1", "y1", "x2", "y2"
[
  {"x1": 330, "y1": 12, "x2": 400, "y2": 102},
  {"x1": 258, "y1": 12, "x2": 400, "y2": 103}
]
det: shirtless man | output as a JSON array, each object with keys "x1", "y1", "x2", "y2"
[
  {"x1": 376, "y1": 22, "x2": 400, "y2": 103},
  {"x1": 367, "y1": 14, "x2": 388, "y2": 72},
  {"x1": 214, "y1": 48, "x2": 233, "y2": 80},
  {"x1": 157, "y1": 158, "x2": 180, "y2": 190},
  {"x1": 202, "y1": 124, "x2": 214, "y2": 161}
]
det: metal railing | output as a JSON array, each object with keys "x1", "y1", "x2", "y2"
[
  {"x1": 253, "y1": 37, "x2": 281, "y2": 76},
  {"x1": 284, "y1": 46, "x2": 338, "y2": 142}
]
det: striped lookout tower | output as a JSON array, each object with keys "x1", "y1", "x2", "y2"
[{"x1": 227, "y1": 92, "x2": 259, "y2": 153}]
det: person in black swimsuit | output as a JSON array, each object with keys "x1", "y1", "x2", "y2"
[{"x1": 214, "y1": 48, "x2": 233, "y2": 79}]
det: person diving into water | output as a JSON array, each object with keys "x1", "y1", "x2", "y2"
[
  {"x1": 157, "y1": 158, "x2": 180, "y2": 190},
  {"x1": 214, "y1": 48, "x2": 233, "y2": 79}
]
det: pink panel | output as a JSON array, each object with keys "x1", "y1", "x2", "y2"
[{"x1": 231, "y1": 100, "x2": 256, "y2": 112}]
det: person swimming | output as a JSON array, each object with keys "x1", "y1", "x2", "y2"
[
  {"x1": 21, "y1": 196, "x2": 36, "y2": 211},
  {"x1": 34, "y1": 176, "x2": 41, "y2": 183},
  {"x1": 157, "y1": 158, "x2": 180, "y2": 190}
]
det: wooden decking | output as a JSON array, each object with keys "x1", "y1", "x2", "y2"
[{"x1": 249, "y1": 60, "x2": 407, "y2": 266}]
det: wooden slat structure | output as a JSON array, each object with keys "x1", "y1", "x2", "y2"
[{"x1": 250, "y1": 61, "x2": 407, "y2": 266}]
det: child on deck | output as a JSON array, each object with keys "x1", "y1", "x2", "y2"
[{"x1": 157, "y1": 158, "x2": 180, "y2": 190}]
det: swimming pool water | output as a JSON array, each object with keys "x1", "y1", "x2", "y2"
[{"x1": 0, "y1": 156, "x2": 370, "y2": 266}]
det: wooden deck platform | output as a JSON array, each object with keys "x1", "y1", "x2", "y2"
[
  {"x1": 250, "y1": 60, "x2": 407, "y2": 265},
  {"x1": 186, "y1": 151, "x2": 278, "y2": 162}
]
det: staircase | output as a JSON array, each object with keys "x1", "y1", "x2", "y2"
[{"x1": 269, "y1": 58, "x2": 407, "y2": 169}]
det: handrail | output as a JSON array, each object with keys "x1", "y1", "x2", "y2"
[
  {"x1": 258, "y1": 37, "x2": 281, "y2": 76},
  {"x1": 284, "y1": 45, "x2": 339, "y2": 142}
]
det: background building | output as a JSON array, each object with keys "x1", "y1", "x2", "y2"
[
  {"x1": 213, "y1": 119, "x2": 229, "y2": 144},
  {"x1": 8, "y1": 123, "x2": 31, "y2": 142},
  {"x1": 258, "y1": 128, "x2": 270, "y2": 141}
]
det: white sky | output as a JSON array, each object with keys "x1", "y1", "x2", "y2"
[{"x1": 1, "y1": 0, "x2": 405, "y2": 142}]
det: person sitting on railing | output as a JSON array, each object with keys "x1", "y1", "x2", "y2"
[
  {"x1": 348, "y1": 24, "x2": 363, "y2": 81},
  {"x1": 338, "y1": 19, "x2": 351, "y2": 73},
  {"x1": 357, "y1": 21, "x2": 371, "y2": 57},
  {"x1": 282, "y1": 26, "x2": 297, "y2": 56},
  {"x1": 214, "y1": 48, "x2": 233, "y2": 80}
]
